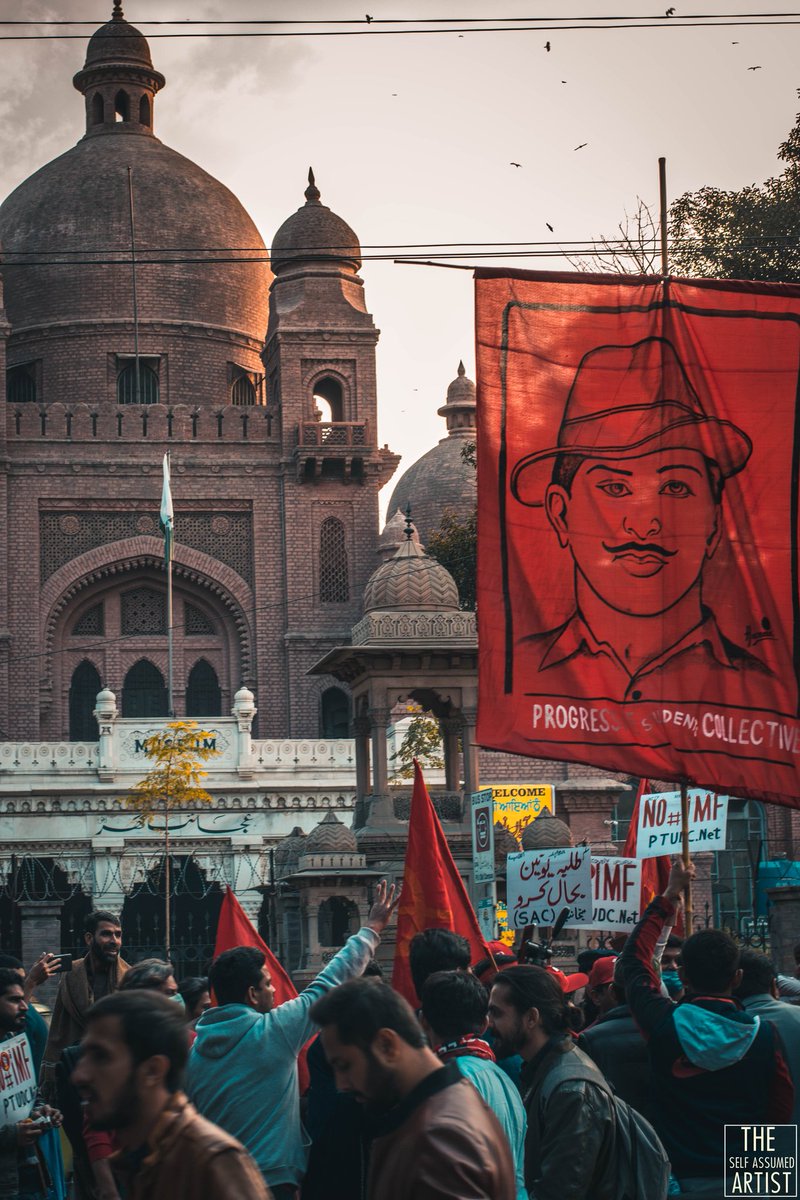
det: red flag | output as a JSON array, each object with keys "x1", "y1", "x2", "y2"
[
  {"x1": 392, "y1": 761, "x2": 489, "y2": 1004},
  {"x1": 214, "y1": 886, "x2": 297, "y2": 1007},
  {"x1": 213, "y1": 886, "x2": 310, "y2": 1091},
  {"x1": 623, "y1": 781, "x2": 678, "y2": 931}
]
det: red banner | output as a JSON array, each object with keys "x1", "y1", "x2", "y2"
[{"x1": 476, "y1": 270, "x2": 800, "y2": 807}]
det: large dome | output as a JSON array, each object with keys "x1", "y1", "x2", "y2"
[
  {"x1": 386, "y1": 362, "x2": 476, "y2": 545},
  {"x1": 0, "y1": 136, "x2": 270, "y2": 338},
  {"x1": 1, "y1": 6, "x2": 269, "y2": 343}
]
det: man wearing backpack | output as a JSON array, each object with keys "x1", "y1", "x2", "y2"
[
  {"x1": 489, "y1": 964, "x2": 667, "y2": 1200},
  {"x1": 619, "y1": 858, "x2": 794, "y2": 1196}
]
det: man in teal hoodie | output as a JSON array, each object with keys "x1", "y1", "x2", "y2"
[{"x1": 185, "y1": 881, "x2": 398, "y2": 1200}]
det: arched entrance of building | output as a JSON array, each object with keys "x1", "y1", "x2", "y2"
[{"x1": 122, "y1": 659, "x2": 168, "y2": 718}]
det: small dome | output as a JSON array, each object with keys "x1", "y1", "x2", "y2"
[
  {"x1": 520, "y1": 809, "x2": 573, "y2": 850},
  {"x1": 274, "y1": 826, "x2": 308, "y2": 876},
  {"x1": 305, "y1": 811, "x2": 358, "y2": 854},
  {"x1": 272, "y1": 170, "x2": 361, "y2": 272},
  {"x1": 377, "y1": 508, "x2": 421, "y2": 561},
  {"x1": 364, "y1": 535, "x2": 459, "y2": 613},
  {"x1": 74, "y1": 4, "x2": 165, "y2": 92},
  {"x1": 494, "y1": 821, "x2": 520, "y2": 867},
  {"x1": 387, "y1": 362, "x2": 476, "y2": 545}
]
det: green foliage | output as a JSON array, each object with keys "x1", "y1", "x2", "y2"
[
  {"x1": 670, "y1": 96, "x2": 800, "y2": 282},
  {"x1": 426, "y1": 507, "x2": 477, "y2": 611},
  {"x1": 125, "y1": 719, "x2": 220, "y2": 823},
  {"x1": 390, "y1": 708, "x2": 444, "y2": 780}
]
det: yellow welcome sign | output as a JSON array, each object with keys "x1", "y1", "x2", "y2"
[{"x1": 488, "y1": 784, "x2": 555, "y2": 843}]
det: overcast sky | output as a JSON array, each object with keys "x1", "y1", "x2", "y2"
[{"x1": 0, "y1": 2, "x2": 795, "y2": 522}]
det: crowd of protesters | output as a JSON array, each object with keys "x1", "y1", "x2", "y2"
[{"x1": 1, "y1": 861, "x2": 798, "y2": 1199}]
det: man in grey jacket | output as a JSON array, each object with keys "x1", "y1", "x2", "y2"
[
  {"x1": 185, "y1": 881, "x2": 398, "y2": 1200},
  {"x1": 736, "y1": 949, "x2": 800, "y2": 1124}
]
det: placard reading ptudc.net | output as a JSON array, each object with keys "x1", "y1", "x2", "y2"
[{"x1": 635, "y1": 790, "x2": 728, "y2": 860}]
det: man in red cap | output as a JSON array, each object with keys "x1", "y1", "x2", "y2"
[{"x1": 511, "y1": 336, "x2": 780, "y2": 708}]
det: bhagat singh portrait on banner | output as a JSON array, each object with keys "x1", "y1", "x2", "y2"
[{"x1": 509, "y1": 336, "x2": 778, "y2": 710}]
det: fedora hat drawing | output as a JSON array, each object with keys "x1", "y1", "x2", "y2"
[{"x1": 510, "y1": 336, "x2": 752, "y2": 508}]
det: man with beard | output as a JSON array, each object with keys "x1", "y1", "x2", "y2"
[
  {"x1": 42, "y1": 912, "x2": 129, "y2": 1096},
  {"x1": 0, "y1": 968, "x2": 63, "y2": 1200},
  {"x1": 488, "y1": 965, "x2": 619, "y2": 1200},
  {"x1": 311, "y1": 977, "x2": 515, "y2": 1200},
  {"x1": 71, "y1": 991, "x2": 269, "y2": 1200}
]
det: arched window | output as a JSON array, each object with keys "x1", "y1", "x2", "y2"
[
  {"x1": 69, "y1": 661, "x2": 102, "y2": 741},
  {"x1": 117, "y1": 361, "x2": 159, "y2": 405},
  {"x1": 114, "y1": 90, "x2": 130, "y2": 122},
  {"x1": 6, "y1": 364, "x2": 38, "y2": 404},
  {"x1": 92, "y1": 93, "x2": 105, "y2": 126},
  {"x1": 139, "y1": 94, "x2": 151, "y2": 127},
  {"x1": 312, "y1": 376, "x2": 344, "y2": 423},
  {"x1": 186, "y1": 660, "x2": 222, "y2": 717},
  {"x1": 318, "y1": 897, "x2": 359, "y2": 948},
  {"x1": 122, "y1": 659, "x2": 167, "y2": 718},
  {"x1": 321, "y1": 687, "x2": 350, "y2": 738},
  {"x1": 319, "y1": 518, "x2": 349, "y2": 603},
  {"x1": 232, "y1": 375, "x2": 256, "y2": 406}
]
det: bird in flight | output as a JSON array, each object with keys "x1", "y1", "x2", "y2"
[
  {"x1": 574, "y1": 143, "x2": 588, "y2": 151},
  {"x1": 665, "y1": 6, "x2": 675, "y2": 15},
  {"x1": 747, "y1": 65, "x2": 762, "y2": 70},
  {"x1": 510, "y1": 162, "x2": 522, "y2": 168},
  {"x1": 731, "y1": 40, "x2": 739, "y2": 44},
  {"x1": 366, "y1": 13, "x2": 372, "y2": 22},
  {"x1": 545, "y1": 41, "x2": 551, "y2": 51},
  {"x1": 546, "y1": 222, "x2": 554, "y2": 232}
]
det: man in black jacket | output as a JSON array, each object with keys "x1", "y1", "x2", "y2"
[
  {"x1": 578, "y1": 957, "x2": 652, "y2": 1124},
  {"x1": 488, "y1": 965, "x2": 618, "y2": 1200},
  {"x1": 619, "y1": 858, "x2": 794, "y2": 1195}
]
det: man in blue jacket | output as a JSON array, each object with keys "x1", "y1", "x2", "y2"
[
  {"x1": 619, "y1": 859, "x2": 794, "y2": 1196},
  {"x1": 185, "y1": 881, "x2": 397, "y2": 1200}
]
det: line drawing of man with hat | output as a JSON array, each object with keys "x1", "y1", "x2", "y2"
[{"x1": 510, "y1": 336, "x2": 780, "y2": 707}]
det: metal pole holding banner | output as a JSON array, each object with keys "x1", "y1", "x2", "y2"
[
  {"x1": 680, "y1": 778, "x2": 693, "y2": 930},
  {"x1": 659, "y1": 156, "x2": 669, "y2": 275}
]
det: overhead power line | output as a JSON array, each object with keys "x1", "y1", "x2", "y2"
[{"x1": 0, "y1": 11, "x2": 797, "y2": 24}]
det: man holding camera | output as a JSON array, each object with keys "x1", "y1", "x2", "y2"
[
  {"x1": 0, "y1": 967, "x2": 63, "y2": 1200},
  {"x1": 41, "y1": 912, "x2": 128, "y2": 1097}
]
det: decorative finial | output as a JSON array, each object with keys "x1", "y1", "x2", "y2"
[
  {"x1": 112, "y1": 0, "x2": 124, "y2": 19},
  {"x1": 305, "y1": 166, "x2": 321, "y2": 203},
  {"x1": 458, "y1": 360, "x2": 466, "y2": 376},
  {"x1": 404, "y1": 502, "x2": 414, "y2": 540}
]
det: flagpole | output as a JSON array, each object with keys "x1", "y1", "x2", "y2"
[{"x1": 160, "y1": 452, "x2": 175, "y2": 718}]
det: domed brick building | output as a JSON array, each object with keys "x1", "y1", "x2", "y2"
[{"x1": 0, "y1": 3, "x2": 398, "y2": 744}]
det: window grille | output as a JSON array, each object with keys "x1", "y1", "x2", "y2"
[
  {"x1": 117, "y1": 361, "x2": 159, "y2": 405},
  {"x1": 232, "y1": 374, "x2": 256, "y2": 406},
  {"x1": 6, "y1": 363, "x2": 38, "y2": 404},
  {"x1": 72, "y1": 604, "x2": 104, "y2": 637},
  {"x1": 121, "y1": 587, "x2": 166, "y2": 636},
  {"x1": 319, "y1": 518, "x2": 349, "y2": 603},
  {"x1": 184, "y1": 602, "x2": 216, "y2": 636}
]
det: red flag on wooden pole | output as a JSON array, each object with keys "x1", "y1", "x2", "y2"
[
  {"x1": 213, "y1": 886, "x2": 310, "y2": 1091},
  {"x1": 392, "y1": 760, "x2": 489, "y2": 1004},
  {"x1": 623, "y1": 780, "x2": 674, "y2": 923}
]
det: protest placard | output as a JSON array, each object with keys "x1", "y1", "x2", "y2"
[
  {"x1": 635, "y1": 790, "x2": 728, "y2": 859},
  {"x1": 0, "y1": 1032, "x2": 36, "y2": 1128},
  {"x1": 506, "y1": 846, "x2": 592, "y2": 929},
  {"x1": 574, "y1": 855, "x2": 642, "y2": 931}
]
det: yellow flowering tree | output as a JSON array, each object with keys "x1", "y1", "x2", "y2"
[{"x1": 125, "y1": 720, "x2": 220, "y2": 957}]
